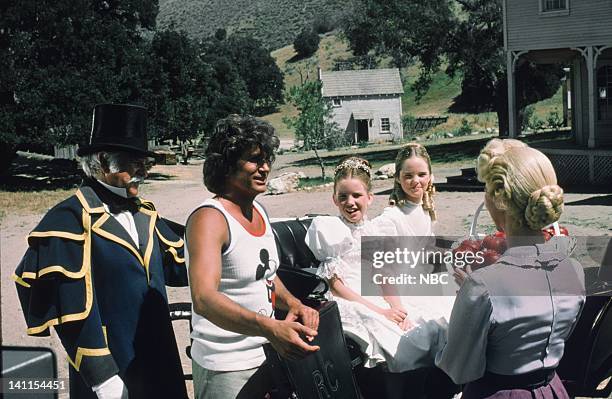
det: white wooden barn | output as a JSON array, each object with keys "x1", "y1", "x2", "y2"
[
  {"x1": 503, "y1": 0, "x2": 612, "y2": 185},
  {"x1": 319, "y1": 68, "x2": 404, "y2": 143}
]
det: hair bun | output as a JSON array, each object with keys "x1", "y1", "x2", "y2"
[{"x1": 524, "y1": 185, "x2": 564, "y2": 230}]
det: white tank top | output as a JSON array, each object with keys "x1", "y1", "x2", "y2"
[{"x1": 190, "y1": 198, "x2": 279, "y2": 371}]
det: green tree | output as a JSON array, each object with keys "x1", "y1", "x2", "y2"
[
  {"x1": 293, "y1": 29, "x2": 320, "y2": 58},
  {"x1": 312, "y1": 14, "x2": 335, "y2": 34},
  {"x1": 343, "y1": 0, "x2": 564, "y2": 135},
  {"x1": 148, "y1": 29, "x2": 260, "y2": 145},
  {"x1": 199, "y1": 51, "x2": 252, "y2": 127},
  {"x1": 202, "y1": 34, "x2": 284, "y2": 115},
  {"x1": 147, "y1": 29, "x2": 218, "y2": 142},
  {"x1": 0, "y1": 0, "x2": 157, "y2": 168},
  {"x1": 283, "y1": 80, "x2": 344, "y2": 179},
  {"x1": 225, "y1": 35, "x2": 285, "y2": 115}
]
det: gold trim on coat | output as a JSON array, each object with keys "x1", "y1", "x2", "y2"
[{"x1": 25, "y1": 210, "x2": 94, "y2": 335}]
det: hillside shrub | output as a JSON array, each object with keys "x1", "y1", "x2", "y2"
[
  {"x1": 452, "y1": 118, "x2": 473, "y2": 136},
  {"x1": 529, "y1": 116, "x2": 546, "y2": 131},
  {"x1": 293, "y1": 29, "x2": 320, "y2": 58},
  {"x1": 546, "y1": 109, "x2": 563, "y2": 129},
  {"x1": 522, "y1": 105, "x2": 535, "y2": 131},
  {"x1": 402, "y1": 114, "x2": 417, "y2": 137},
  {"x1": 523, "y1": 105, "x2": 549, "y2": 131},
  {"x1": 313, "y1": 14, "x2": 334, "y2": 34}
]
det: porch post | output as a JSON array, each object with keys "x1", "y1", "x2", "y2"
[
  {"x1": 507, "y1": 51, "x2": 518, "y2": 138},
  {"x1": 586, "y1": 46, "x2": 596, "y2": 148},
  {"x1": 572, "y1": 58, "x2": 584, "y2": 146}
]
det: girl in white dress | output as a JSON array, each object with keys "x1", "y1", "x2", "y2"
[
  {"x1": 371, "y1": 144, "x2": 458, "y2": 398},
  {"x1": 304, "y1": 157, "x2": 447, "y2": 386},
  {"x1": 373, "y1": 143, "x2": 455, "y2": 323}
]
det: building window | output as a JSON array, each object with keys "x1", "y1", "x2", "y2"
[
  {"x1": 381, "y1": 118, "x2": 390, "y2": 132},
  {"x1": 332, "y1": 98, "x2": 342, "y2": 107},
  {"x1": 540, "y1": 0, "x2": 569, "y2": 14},
  {"x1": 597, "y1": 66, "x2": 612, "y2": 121}
]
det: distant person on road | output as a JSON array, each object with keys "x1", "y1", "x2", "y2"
[
  {"x1": 186, "y1": 114, "x2": 320, "y2": 399},
  {"x1": 13, "y1": 104, "x2": 189, "y2": 399}
]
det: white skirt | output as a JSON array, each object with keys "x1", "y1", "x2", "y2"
[{"x1": 335, "y1": 295, "x2": 454, "y2": 372}]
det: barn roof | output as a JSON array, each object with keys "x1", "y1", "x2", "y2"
[{"x1": 320, "y1": 68, "x2": 404, "y2": 97}]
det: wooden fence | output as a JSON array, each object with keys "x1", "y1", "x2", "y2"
[{"x1": 404, "y1": 116, "x2": 448, "y2": 136}]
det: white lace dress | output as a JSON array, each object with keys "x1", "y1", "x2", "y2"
[
  {"x1": 373, "y1": 203, "x2": 457, "y2": 321},
  {"x1": 305, "y1": 216, "x2": 448, "y2": 372}
]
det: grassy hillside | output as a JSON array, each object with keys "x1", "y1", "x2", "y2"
[
  {"x1": 158, "y1": 2, "x2": 563, "y2": 140},
  {"x1": 262, "y1": 33, "x2": 563, "y2": 139},
  {"x1": 261, "y1": 32, "x2": 353, "y2": 138},
  {"x1": 157, "y1": 0, "x2": 347, "y2": 50}
]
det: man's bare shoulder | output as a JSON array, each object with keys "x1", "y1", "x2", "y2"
[{"x1": 187, "y1": 206, "x2": 229, "y2": 240}]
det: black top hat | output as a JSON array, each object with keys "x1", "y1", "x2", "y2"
[{"x1": 77, "y1": 104, "x2": 156, "y2": 157}]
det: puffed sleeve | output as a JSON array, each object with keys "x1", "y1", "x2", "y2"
[
  {"x1": 435, "y1": 273, "x2": 493, "y2": 384},
  {"x1": 369, "y1": 211, "x2": 400, "y2": 237},
  {"x1": 305, "y1": 216, "x2": 354, "y2": 280}
]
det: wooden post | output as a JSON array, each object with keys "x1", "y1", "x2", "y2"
[
  {"x1": 507, "y1": 51, "x2": 518, "y2": 138},
  {"x1": 573, "y1": 57, "x2": 584, "y2": 146},
  {"x1": 586, "y1": 46, "x2": 596, "y2": 148}
]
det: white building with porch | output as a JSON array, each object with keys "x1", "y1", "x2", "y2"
[
  {"x1": 319, "y1": 68, "x2": 404, "y2": 143},
  {"x1": 503, "y1": 0, "x2": 612, "y2": 186}
]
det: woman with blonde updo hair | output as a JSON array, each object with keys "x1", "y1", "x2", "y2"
[
  {"x1": 479, "y1": 142, "x2": 564, "y2": 235},
  {"x1": 436, "y1": 139, "x2": 585, "y2": 399}
]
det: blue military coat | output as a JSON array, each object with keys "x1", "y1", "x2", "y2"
[{"x1": 14, "y1": 182, "x2": 189, "y2": 398}]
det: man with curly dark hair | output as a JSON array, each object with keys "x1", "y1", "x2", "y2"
[
  {"x1": 202, "y1": 115, "x2": 280, "y2": 195},
  {"x1": 186, "y1": 115, "x2": 320, "y2": 398}
]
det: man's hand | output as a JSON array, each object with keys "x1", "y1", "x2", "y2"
[
  {"x1": 265, "y1": 319, "x2": 320, "y2": 360},
  {"x1": 285, "y1": 302, "x2": 319, "y2": 334},
  {"x1": 92, "y1": 375, "x2": 128, "y2": 399}
]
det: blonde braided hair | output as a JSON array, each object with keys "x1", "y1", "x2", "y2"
[{"x1": 389, "y1": 143, "x2": 437, "y2": 221}]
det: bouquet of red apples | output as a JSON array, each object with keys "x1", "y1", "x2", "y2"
[{"x1": 451, "y1": 203, "x2": 569, "y2": 271}]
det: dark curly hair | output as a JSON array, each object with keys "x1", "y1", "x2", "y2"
[{"x1": 203, "y1": 114, "x2": 280, "y2": 194}]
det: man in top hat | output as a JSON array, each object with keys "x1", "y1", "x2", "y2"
[{"x1": 13, "y1": 104, "x2": 189, "y2": 399}]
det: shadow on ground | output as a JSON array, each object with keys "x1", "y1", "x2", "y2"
[
  {"x1": 289, "y1": 138, "x2": 492, "y2": 169},
  {"x1": 289, "y1": 133, "x2": 612, "y2": 196},
  {"x1": 291, "y1": 131, "x2": 578, "y2": 170},
  {"x1": 566, "y1": 195, "x2": 612, "y2": 206},
  {"x1": 0, "y1": 153, "x2": 175, "y2": 192}
]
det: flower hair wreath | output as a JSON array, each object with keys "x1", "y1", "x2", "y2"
[{"x1": 334, "y1": 159, "x2": 371, "y2": 176}]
